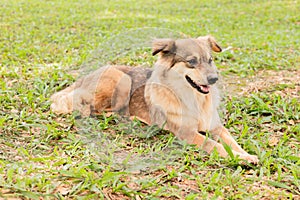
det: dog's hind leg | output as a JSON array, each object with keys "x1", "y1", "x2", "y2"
[
  {"x1": 50, "y1": 66, "x2": 132, "y2": 116},
  {"x1": 93, "y1": 67, "x2": 132, "y2": 114}
]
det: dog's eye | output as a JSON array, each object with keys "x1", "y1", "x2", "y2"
[
  {"x1": 187, "y1": 58, "x2": 198, "y2": 67},
  {"x1": 208, "y1": 57, "x2": 213, "y2": 64}
]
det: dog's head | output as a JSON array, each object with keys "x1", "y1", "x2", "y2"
[{"x1": 152, "y1": 36, "x2": 222, "y2": 94}]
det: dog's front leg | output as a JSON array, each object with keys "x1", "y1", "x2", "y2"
[
  {"x1": 211, "y1": 126, "x2": 248, "y2": 154},
  {"x1": 192, "y1": 132, "x2": 259, "y2": 163},
  {"x1": 149, "y1": 105, "x2": 258, "y2": 163},
  {"x1": 210, "y1": 126, "x2": 259, "y2": 163},
  {"x1": 168, "y1": 124, "x2": 248, "y2": 161},
  {"x1": 191, "y1": 132, "x2": 242, "y2": 158}
]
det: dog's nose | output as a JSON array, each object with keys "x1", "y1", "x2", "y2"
[{"x1": 207, "y1": 75, "x2": 218, "y2": 85}]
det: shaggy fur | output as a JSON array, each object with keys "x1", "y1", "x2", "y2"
[{"x1": 51, "y1": 36, "x2": 259, "y2": 163}]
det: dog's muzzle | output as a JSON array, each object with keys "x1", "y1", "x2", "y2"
[{"x1": 185, "y1": 75, "x2": 210, "y2": 94}]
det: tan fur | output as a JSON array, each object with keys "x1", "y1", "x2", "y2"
[{"x1": 50, "y1": 36, "x2": 259, "y2": 164}]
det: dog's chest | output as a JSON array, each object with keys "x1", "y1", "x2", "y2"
[{"x1": 185, "y1": 92, "x2": 214, "y2": 131}]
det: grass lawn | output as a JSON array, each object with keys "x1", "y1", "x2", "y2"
[{"x1": 0, "y1": 0, "x2": 299, "y2": 199}]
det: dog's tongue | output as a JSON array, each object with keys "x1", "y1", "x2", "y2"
[{"x1": 200, "y1": 85, "x2": 210, "y2": 93}]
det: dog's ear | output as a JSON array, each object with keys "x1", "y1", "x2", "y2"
[
  {"x1": 152, "y1": 39, "x2": 176, "y2": 56},
  {"x1": 197, "y1": 35, "x2": 222, "y2": 53}
]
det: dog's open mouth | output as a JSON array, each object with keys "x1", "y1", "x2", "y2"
[{"x1": 185, "y1": 75, "x2": 210, "y2": 94}]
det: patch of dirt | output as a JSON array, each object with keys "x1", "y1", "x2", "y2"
[{"x1": 222, "y1": 69, "x2": 300, "y2": 99}]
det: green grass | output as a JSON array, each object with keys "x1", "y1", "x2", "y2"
[{"x1": 0, "y1": 0, "x2": 299, "y2": 199}]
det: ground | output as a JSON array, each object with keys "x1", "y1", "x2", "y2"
[{"x1": 0, "y1": 0, "x2": 299, "y2": 199}]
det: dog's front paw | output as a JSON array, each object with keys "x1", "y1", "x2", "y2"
[{"x1": 240, "y1": 154, "x2": 259, "y2": 164}]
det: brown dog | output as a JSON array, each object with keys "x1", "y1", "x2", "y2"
[{"x1": 50, "y1": 36, "x2": 259, "y2": 163}]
